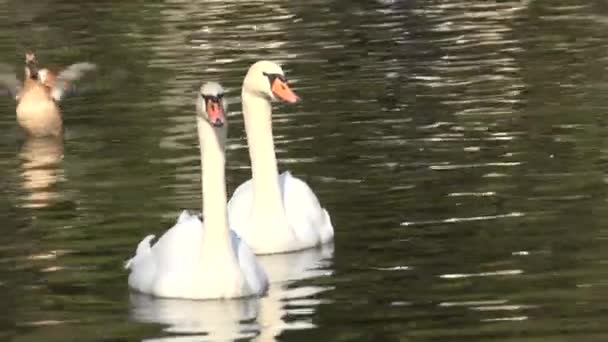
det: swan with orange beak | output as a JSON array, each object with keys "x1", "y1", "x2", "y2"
[
  {"x1": 126, "y1": 81, "x2": 268, "y2": 299},
  {"x1": 227, "y1": 61, "x2": 334, "y2": 254}
]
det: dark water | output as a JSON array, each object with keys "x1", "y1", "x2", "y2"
[{"x1": 1, "y1": 0, "x2": 608, "y2": 341}]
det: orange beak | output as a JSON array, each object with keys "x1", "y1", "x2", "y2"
[
  {"x1": 206, "y1": 100, "x2": 225, "y2": 127},
  {"x1": 271, "y1": 79, "x2": 300, "y2": 103}
]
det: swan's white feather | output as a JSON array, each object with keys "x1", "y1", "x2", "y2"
[
  {"x1": 126, "y1": 211, "x2": 268, "y2": 299},
  {"x1": 228, "y1": 171, "x2": 334, "y2": 254}
]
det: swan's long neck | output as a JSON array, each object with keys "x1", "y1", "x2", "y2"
[
  {"x1": 242, "y1": 91, "x2": 284, "y2": 216},
  {"x1": 197, "y1": 117, "x2": 230, "y2": 246}
]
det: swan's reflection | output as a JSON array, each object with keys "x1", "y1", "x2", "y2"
[
  {"x1": 254, "y1": 243, "x2": 334, "y2": 342},
  {"x1": 130, "y1": 293, "x2": 260, "y2": 341},
  {"x1": 129, "y1": 243, "x2": 334, "y2": 341},
  {"x1": 18, "y1": 137, "x2": 64, "y2": 208}
]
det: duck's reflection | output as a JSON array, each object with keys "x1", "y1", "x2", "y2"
[
  {"x1": 129, "y1": 243, "x2": 334, "y2": 341},
  {"x1": 18, "y1": 137, "x2": 64, "y2": 208}
]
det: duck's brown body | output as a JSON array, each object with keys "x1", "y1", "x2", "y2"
[
  {"x1": 10, "y1": 52, "x2": 94, "y2": 138},
  {"x1": 16, "y1": 77, "x2": 63, "y2": 138}
]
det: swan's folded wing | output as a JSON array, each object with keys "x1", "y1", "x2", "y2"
[
  {"x1": 126, "y1": 213, "x2": 204, "y2": 294},
  {"x1": 124, "y1": 234, "x2": 156, "y2": 270},
  {"x1": 281, "y1": 171, "x2": 334, "y2": 244},
  {"x1": 149, "y1": 212, "x2": 204, "y2": 276},
  {"x1": 230, "y1": 230, "x2": 269, "y2": 294},
  {"x1": 51, "y1": 62, "x2": 97, "y2": 101},
  {"x1": 0, "y1": 64, "x2": 20, "y2": 101}
]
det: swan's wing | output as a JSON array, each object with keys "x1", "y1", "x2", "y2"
[
  {"x1": 0, "y1": 64, "x2": 20, "y2": 101},
  {"x1": 124, "y1": 234, "x2": 156, "y2": 270},
  {"x1": 230, "y1": 230, "x2": 268, "y2": 294},
  {"x1": 51, "y1": 62, "x2": 97, "y2": 101},
  {"x1": 126, "y1": 211, "x2": 204, "y2": 294},
  {"x1": 149, "y1": 211, "x2": 203, "y2": 275},
  {"x1": 227, "y1": 172, "x2": 334, "y2": 248},
  {"x1": 280, "y1": 171, "x2": 335, "y2": 244},
  {"x1": 125, "y1": 234, "x2": 157, "y2": 293}
]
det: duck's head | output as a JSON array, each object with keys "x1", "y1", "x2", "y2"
[
  {"x1": 25, "y1": 51, "x2": 37, "y2": 65},
  {"x1": 24, "y1": 51, "x2": 39, "y2": 80},
  {"x1": 242, "y1": 61, "x2": 299, "y2": 103},
  {"x1": 197, "y1": 82, "x2": 227, "y2": 128}
]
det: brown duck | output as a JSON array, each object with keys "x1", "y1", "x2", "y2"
[{"x1": 1, "y1": 52, "x2": 96, "y2": 138}]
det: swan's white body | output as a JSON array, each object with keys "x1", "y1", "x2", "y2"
[
  {"x1": 228, "y1": 61, "x2": 334, "y2": 254},
  {"x1": 129, "y1": 243, "x2": 333, "y2": 341},
  {"x1": 229, "y1": 171, "x2": 334, "y2": 254},
  {"x1": 125, "y1": 82, "x2": 268, "y2": 299},
  {"x1": 125, "y1": 211, "x2": 267, "y2": 299},
  {"x1": 129, "y1": 245, "x2": 334, "y2": 340}
]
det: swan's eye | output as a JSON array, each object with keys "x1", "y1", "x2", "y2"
[
  {"x1": 262, "y1": 72, "x2": 286, "y2": 85},
  {"x1": 201, "y1": 94, "x2": 223, "y2": 103}
]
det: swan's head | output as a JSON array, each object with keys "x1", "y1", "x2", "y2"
[
  {"x1": 197, "y1": 81, "x2": 227, "y2": 127},
  {"x1": 243, "y1": 61, "x2": 299, "y2": 103}
]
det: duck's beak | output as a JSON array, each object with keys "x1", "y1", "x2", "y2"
[
  {"x1": 271, "y1": 78, "x2": 300, "y2": 103},
  {"x1": 206, "y1": 99, "x2": 225, "y2": 127}
]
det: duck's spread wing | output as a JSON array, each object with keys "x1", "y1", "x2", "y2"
[
  {"x1": 51, "y1": 62, "x2": 97, "y2": 101},
  {"x1": 0, "y1": 64, "x2": 20, "y2": 101}
]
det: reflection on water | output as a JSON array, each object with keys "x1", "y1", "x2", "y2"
[
  {"x1": 129, "y1": 245, "x2": 333, "y2": 341},
  {"x1": 255, "y1": 244, "x2": 333, "y2": 341},
  {"x1": 2, "y1": 0, "x2": 608, "y2": 341},
  {"x1": 17, "y1": 138, "x2": 64, "y2": 209},
  {"x1": 130, "y1": 294, "x2": 259, "y2": 341}
]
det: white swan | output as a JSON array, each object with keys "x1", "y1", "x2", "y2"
[
  {"x1": 125, "y1": 82, "x2": 268, "y2": 299},
  {"x1": 128, "y1": 245, "x2": 334, "y2": 340},
  {"x1": 228, "y1": 61, "x2": 334, "y2": 254}
]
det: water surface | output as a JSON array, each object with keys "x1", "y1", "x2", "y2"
[{"x1": 1, "y1": 0, "x2": 608, "y2": 341}]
